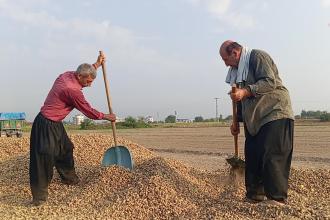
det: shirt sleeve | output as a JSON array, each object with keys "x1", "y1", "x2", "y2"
[
  {"x1": 248, "y1": 51, "x2": 277, "y2": 96},
  {"x1": 68, "y1": 89, "x2": 104, "y2": 120}
]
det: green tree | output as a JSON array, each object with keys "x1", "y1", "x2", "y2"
[
  {"x1": 225, "y1": 115, "x2": 233, "y2": 121},
  {"x1": 80, "y1": 119, "x2": 95, "y2": 130},
  {"x1": 320, "y1": 113, "x2": 330, "y2": 121},
  {"x1": 165, "y1": 115, "x2": 176, "y2": 123},
  {"x1": 301, "y1": 110, "x2": 328, "y2": 119},
  {"x1": 203, "y1": 118, "x2": 216, "y2": 122},
  {"x1": 194, "y1": 116, "x2": 204, "y2": 122},
  {"x1": 123, "y1": 116, "x2": 137, "y2": 128},
  {"x1": 137, "y1": 116, "x2": 145, "y2": 122}
]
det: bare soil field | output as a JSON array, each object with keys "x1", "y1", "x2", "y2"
[{"x1": 113, "y1": 124, "x2": 330, "y2": 170}]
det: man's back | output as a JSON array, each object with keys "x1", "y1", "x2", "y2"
[{"x1": 41, "y1": 71, "x2": 82, "y2": 121}]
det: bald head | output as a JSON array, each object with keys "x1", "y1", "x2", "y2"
[
  {"x1": 219, "y1": 40, "x2": 234, "y2": 57},
  {"x1": 219, "y1": 40, "x2": 242, "y2": 68}
]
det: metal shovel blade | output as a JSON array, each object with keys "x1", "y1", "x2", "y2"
[
  {"x1": 226, "y1": 156, "x2": 245, "y2": 169},
  {"x1": 101, "y1": 146, "x2": 133, "y2": 170}
]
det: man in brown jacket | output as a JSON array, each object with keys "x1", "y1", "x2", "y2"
[{"x1": 219, "y1": 40, "x2": 294, "y2": 205}]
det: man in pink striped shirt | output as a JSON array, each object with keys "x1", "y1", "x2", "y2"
[{"x1": 29, "y1": 53, "x2": 116, "y2": 206}]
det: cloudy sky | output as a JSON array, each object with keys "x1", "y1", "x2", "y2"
[{"x1": 1, "y1": 0, "x2": 329, "y2": 121}]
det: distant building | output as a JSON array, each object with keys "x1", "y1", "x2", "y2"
[
  {"x1": 145, "y1": 116, "x2": 154, "y2": 123},
  {"x1": 116, "y1": 117, "x2": 125, "y2": 122},
  {"x1": 176, "y1": 118, "x2": 193, "y2": 123},
  {"x1": 73, "y1": 114, "x2": 85, "y2": 125}
]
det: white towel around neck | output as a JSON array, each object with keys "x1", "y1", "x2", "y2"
[{"x1": 225, "y1": 47, "x2": 252, "y2": 86}]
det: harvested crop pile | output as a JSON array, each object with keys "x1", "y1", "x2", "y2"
[{"x1": 0, "y1": 134, "x2": 329, "y2": 219}]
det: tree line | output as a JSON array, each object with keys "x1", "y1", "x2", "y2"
[
  {"x1": 297, "y1": 110, "x2": 330, "y2": 121},
  {"x1": 80, "y1": 116, "x2": 151, "y2": 130},
  {"x1": 164, "y1": 115, "x2": 228, "y2": 123},
  {"x1": 79, "y1": 109, "x2": 330, "y2": 130}
]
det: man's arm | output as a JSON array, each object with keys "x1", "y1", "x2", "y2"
[
  {"x1": 92, "y1": 53, "x2": 106, "y2": 69},
  {"x1": 68, "y1": 89, "x2": 115, "y2": 121},
  {"x1": 247, "y1": 51, "x2": 277, "y2": 96}
]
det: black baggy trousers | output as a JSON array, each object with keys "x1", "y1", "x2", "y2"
[
  {"x1": 244, "y1": 118, "x2": 294, "y2": 201},
  {"x1": 29, "y1": 113, "x2": 77, "y2": 201}
]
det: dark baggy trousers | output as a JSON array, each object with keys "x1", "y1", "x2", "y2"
[
  {"x1": 29, "y1": 113, "x2": 78, "y2": 201},
  {"x1": 244, "y1": 118, "x2": 294, "y2": 201}
]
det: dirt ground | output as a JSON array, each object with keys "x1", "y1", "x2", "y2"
[
  {"x1": 1, "y1": 124, "x2": 329, "y2": 219},
  {"x1": 107, "y1": 124, "x2": 330, "y2": 171}
]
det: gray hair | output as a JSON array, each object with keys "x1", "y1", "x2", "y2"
[{"x1": 75, "y1": 63, "x2": 97, "y2": 78}]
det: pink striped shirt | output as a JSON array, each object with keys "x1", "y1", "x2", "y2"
[{"x1": 41, "y1": 71, "x2": 104, "y2": 122}]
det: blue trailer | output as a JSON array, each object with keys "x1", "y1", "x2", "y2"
[{"x1": 0, "y1": 112, "x2": 26, "y2": 137}]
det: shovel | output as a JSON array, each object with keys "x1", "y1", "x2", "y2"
[
  {"x1": 100, "y1": 51, "x2": 133, "y2": 170},
  {"x1": 226, "y1": 85, "x2": 245, "y2": 169}
]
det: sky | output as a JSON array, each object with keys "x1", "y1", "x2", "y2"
[{"x1": 0, "y1": 0, "x2": 329, "y2": 122}]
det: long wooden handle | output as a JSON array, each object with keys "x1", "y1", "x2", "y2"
[
  {"x1": 234, "y1": 132, "x2": 238, "y2": 157},
  {"x1": 100, "y1": 51, "x2": 117, "y2": 146},
  {"x1": 232, "y1": 85, "x2": 239, "y2": 157}
]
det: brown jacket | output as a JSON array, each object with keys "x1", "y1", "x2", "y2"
[{"x1": 239, "y1": 49, "x2": 294, "y2": 136}]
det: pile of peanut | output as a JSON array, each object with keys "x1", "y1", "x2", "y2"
[{"x1": 0, "y1": 135, "x2": 329, "y2": 219}]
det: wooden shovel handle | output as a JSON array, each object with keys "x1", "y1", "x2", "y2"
[
  {"x1": 234, "y1": 133, "x2": 239, "y2": 157},
  {"x1": 100, "y1": 51, "x2": 117, "y2": 146},
  {"x1": 232, "y1": 85, "x2": 239, "y2": 157}
]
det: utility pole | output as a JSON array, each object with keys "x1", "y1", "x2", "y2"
[{"x1": 214, "y1": 98, "x2": 220, "y2": 122}]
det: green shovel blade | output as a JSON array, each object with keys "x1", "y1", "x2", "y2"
[{"x1": 101, "y1": 146, "x2": 133, "y2": 170}]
